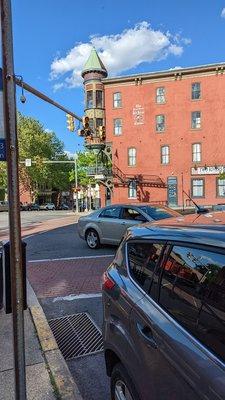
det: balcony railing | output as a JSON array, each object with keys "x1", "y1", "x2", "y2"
[
  {"x1": 86, "y1": 166, "x2": 112, "y2": 177},
  {"x1": 85, "y1": 136, "x2": 105, "y2": 150}
]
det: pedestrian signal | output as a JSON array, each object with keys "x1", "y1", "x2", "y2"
[
  {"x1": 99, "y1": 126, "x2": 106, "y2": 141},
  {"x1": 82, "y1": 116, "x2": 90, "y2": 130}
]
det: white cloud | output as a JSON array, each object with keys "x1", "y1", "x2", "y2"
[
  {"x1": 221, "y1": 8, "x2": 225, "y2": 18},
  {"x1": 50, "y1": 21, "x2": 190, "y2": 89}
]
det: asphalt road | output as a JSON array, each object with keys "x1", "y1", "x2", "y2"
[
  {"x1": 0, "y1": 210, "x2": 75, "y2": 231},
  {"x1": 26, "y1": 218, "x2": 116, "y2": 260}
]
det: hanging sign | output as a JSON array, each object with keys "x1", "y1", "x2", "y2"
[{"x1": 0, "y1": 69, "x2": 6, "y2": 161}]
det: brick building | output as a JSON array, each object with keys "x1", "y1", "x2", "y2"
[{"x1": 82, "y1": 49, "x2": 225, "y2": 208}]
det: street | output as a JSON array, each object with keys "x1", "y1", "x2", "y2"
[{"x1": 14, "y1": 211, "x2": 116, "y2": 400}]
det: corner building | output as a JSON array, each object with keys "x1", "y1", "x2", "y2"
[{"x1": 82, "y1": 51, "x2": 225, "y2": 208}]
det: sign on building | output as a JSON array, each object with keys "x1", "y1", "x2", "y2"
[
  {"x1": 191, "y1": 165, "x2": 225, "y2": 175},
  {"x1": 133, "y1": 104, "x2": 144, "y2": 125},
  {"x1": 25, "y1": 158, "x2": 32, "y2": 167},
  {"x1": 0, "y1": 69, "x2": 6, "y2": 161}
]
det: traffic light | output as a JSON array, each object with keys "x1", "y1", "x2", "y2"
[
  {"x1": 66, "y1": 114, "x2": 75, "y2": 131},
  {"x1": 99, "y1": 126, "x2": 106, "y2": 141},
  {"x1": 78, "y1": 129, "x2": 85, "y2": 136},
  {"x1": 82, "y1": 116, "x2": 90, "y2": 130}
]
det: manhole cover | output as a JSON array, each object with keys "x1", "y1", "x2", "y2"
[{"x1": 48, "y1": 313, "x2": 103, "y2": 360}]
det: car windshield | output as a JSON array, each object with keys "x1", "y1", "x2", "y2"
[{"x1": 139, "y1": 206, "x2": 178, "y2": 220}]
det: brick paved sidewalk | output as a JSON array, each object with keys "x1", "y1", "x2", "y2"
[{"x1": 27, "y1": 256, "x2": 114, "y2": 298}]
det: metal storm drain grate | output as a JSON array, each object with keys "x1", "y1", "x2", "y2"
[{"x1": 48, "y1": 313, "x2": 103, "y2": 360}]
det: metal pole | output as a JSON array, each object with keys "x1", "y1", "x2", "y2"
[
  {"x1": 0, "y1": 1, "x2": 26, "y2": 399},
  {"x1": 74, "y1": 153, "x2": 79, "y2": 213},
  {"x1": 181, "y1": 172, "x2": 184, "y2": 212},
  {"x1": 15, "y1": 77, "x2": 82, "y2": 122}
]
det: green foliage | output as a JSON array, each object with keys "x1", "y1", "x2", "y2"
[
  {"x1": 69, "y1": 151, "x2": 96, "y2": 187},
  {"x1": 0, "y1": 162, "x2": 7, "y2": 189},
  {"x1": 17, "y1": 113, "x2": 73, "y2": 195}
]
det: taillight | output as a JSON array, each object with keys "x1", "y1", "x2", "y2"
[{"x1": 102, "y1": 272, "x2": 115, "y2": 290}]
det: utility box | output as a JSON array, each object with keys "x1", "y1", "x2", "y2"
[{"x1": 0, "y1": 241, "x2": 27, "y2": 314}]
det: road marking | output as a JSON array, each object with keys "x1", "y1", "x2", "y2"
[
  {"x1": 28, "y1": 254, "x2": 115, "y2": 263},
  {"x1": 53, "y1": 293, "x2": 102, "y2": 302}
]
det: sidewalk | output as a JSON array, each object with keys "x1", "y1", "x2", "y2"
[{"x1": 0, "y1": 281, "x2": 82, "y2": 400}]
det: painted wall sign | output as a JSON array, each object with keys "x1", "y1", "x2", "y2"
[
  {"x1": 133, "y1": 104, "x2": 144, "y2": 125},
  {"x1": 0, "y1": 69, "x2": 6, "y2": 161},
  {"x1": 191, "y1": 165, "x2": 225, "y2": 175}
]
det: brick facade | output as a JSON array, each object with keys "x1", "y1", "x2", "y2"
[{"x1": 101, "y1": 64, "x2": 225, "y2": 207}]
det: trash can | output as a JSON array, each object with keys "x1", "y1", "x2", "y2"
[{"x1": 0, "y1": 241, "x2": 27, "y2": 314}]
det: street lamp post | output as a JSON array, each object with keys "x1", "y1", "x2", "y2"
[{"x1": 74, "y1": 153, "x2": 79, "y2": 213}]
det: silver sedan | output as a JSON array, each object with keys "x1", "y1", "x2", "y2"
[{"x1": 77, "y1": 204, "x2": 180, "y2": 249}]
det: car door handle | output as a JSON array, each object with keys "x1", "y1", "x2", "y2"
[
  {"x1": 121, "y1": 222, "x2": 126, "y2": 225},
  {"x1": 136, "y1": 322, "x2": 158, "y2": 349}
]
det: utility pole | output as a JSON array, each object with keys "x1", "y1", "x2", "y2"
[
  {"x1": 74, "y1": 153, "x2": 79, "y2": 213},
  {"x1": 0, "y1": 0, "x2": 26, "y2": 399}
]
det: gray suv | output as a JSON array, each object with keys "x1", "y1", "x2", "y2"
[{"x1": 102, "y1": 216, "x2": 225, "y2": 400}]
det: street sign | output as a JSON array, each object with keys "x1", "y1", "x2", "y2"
[
  {"x1": 25, "y1": 158, "x2": 31, "y2": 167},
  {"x1": 0, "y1": 69, "x2": 6, "y2": 161}
]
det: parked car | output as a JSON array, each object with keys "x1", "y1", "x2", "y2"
[
  {"x1": 0, "y1": 201, "x2": 8, "y2": 212},
  {"x1": 57, "y1": 203, "x2": 69, "y2": 210},
  {"x1": 39, "y1": 203, "x2": 55, "y2": 211},
  {"x1": 78, "y1": 204, "x2": 180, "y2": 249},
  {"x1": 102, "y1": 212, "x2": 225, "y2": 400},
  {"x1": 29, "y1": 203, "x2": 40, "y2": 211}
]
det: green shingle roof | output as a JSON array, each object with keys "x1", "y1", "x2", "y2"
[{"x1": 82, "y1": 48, "x2": 107, "y2": 77}]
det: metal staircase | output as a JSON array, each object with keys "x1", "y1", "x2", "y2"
[{"x1": 112, "y1": 164, "x2": 166, "y2": 188}]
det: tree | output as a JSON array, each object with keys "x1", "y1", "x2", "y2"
[
  {"x1": 0, "y1": 162, "x2": 7, "y2": 200},
  {"x1": 69, "y1": 151, "x2": 97, "y2": 187},
  {"x1": 17, "y1": 113, "x2": 73, "y2": 200}
]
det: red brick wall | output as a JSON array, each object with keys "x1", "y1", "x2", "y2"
[{"x1": 104, "y1": 71, "x2": 225, "y2": 207}]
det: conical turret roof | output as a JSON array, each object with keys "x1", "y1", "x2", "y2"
[{"x1": 82, "y1": 48, "x2": 108, "y2": 78}]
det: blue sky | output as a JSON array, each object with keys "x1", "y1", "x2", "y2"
[{"x1": 12, "y1": 0, "x2": 225, "y2": 154}]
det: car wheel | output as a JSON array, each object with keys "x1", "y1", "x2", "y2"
[
  {"x1": 111, "y1": 363, "x2": 140, "y2": 400},
  {"x1": 85, "y1": 229, "x2": 100, "y2": 249}
]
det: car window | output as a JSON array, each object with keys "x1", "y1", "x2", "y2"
[
  {"x1": 127, "y1": 241, "x2": 164, "y2": 293},
  {"x1": 121, "y1": 208, "x2": 147, "y2": 221},
  {"x1": 99, "y1": 207, "x2": 121, "y2": 219},
  {"x1": 159, "y1": 245, "x2": 225, "y2": 362},
  {"x1": 139, "y1": 206, "x2": 178, "y2": 220}
]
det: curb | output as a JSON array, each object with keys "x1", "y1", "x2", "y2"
[{"x1": 30, "y1": 305, "x2": 83, "y2": 400}]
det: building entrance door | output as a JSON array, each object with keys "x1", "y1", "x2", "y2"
[
  {"x1": 105, "y1": 187, "x2": 111, "y2": 205},
  {"x1": 167, "y1": 176, "x2": 178, "y2": 206}
]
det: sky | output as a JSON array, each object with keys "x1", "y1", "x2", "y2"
[{"x1": 11, "y1": 0, "x2": 225, "y2": 155}]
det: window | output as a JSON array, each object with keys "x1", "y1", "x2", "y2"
[
  {"x1": 86, "y1": 91, "x2": 93, "y2": 108},
  {"x1": 156, "y1": 87, "x2": 165, "y2": 103},
  {"x1": 192, "y1": 178, "x2": 204, "y2": 197},
  {"x1": 192, "y1": 82, "x2": 201, "y2": 100},
  {"x1": 156, "y1": 114, "x2": 165, "y2": 132},
  {"x1": 99, "y1": 206, "x2": 121, "y2": 219},
  {"x1": 96, "y1": 118, "x2": 103, "y2": 127},
  {"x1": 192, "y1": 143, "x2": 201, "y2": 162},
  {"x1": 96, "y1": 90, "x2": 103, "y2": 108},
  {"x1": 89, "y1": 118, "x2": 94, "y2": 130},
  {"x1": 191, "y1": 111, "x2": 201, "y2": 129},
  {"x1": 128, "y1": 148, "x2": 136, "y2": 166},
  {"x1": 159, "y1": 245, "x2": 225, "y2": 362},
  {"x1": 217, "y1": 178, "x2": 225, "y2": 197},
  {"x1": 139, "y1": 206, "x2": 177, "y2": 220},
  {"x1": 114, "y1": 118, "x2": 122, "y2": 135},
  {"x1": 113, "y1": 92, "x2": 122, "y2": 108},
  {"x1": 128, "y1": 182, "x2": 137, "y2": 199},
  {"x1": 122, "y1": 208, "x2": 146, "y2": 221},
  {"x1": 161, "y1": 146, "x2": 169, "y2": 164},
  {"x1": 127, "y1": 242, "x2": 164, "y2": 294}
]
